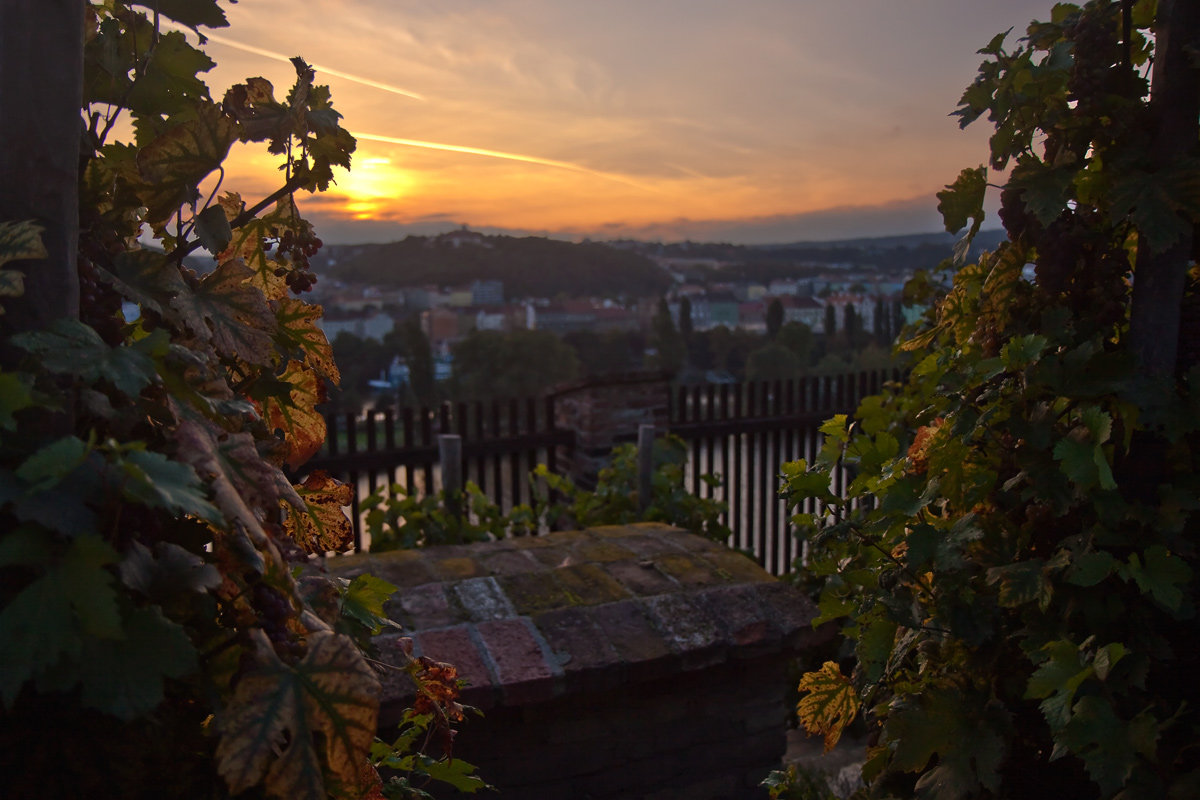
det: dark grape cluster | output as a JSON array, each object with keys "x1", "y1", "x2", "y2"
[
  {"x1": 999, "y1": 186, "x2": 1038, "y2": 242},
  {"x1": 78, "y1": 257, "x2": 126, "y2": 346},
  {"x1": 271, "y1": 226, "x2": 322, "y2": 294},
  {"x1": 1033, "y1": 212, "x2": 1129, "y2": 334},
  {"x1": 1066, "y1": 4, "x2": 1122, "y2": 112},
  {"x1": 251, "y1": 580, "x2": 306, "y2": 662}
]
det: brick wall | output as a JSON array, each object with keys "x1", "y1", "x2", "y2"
[{"x1": 329, "y1": 524, "x2": 828, "y2": 800}]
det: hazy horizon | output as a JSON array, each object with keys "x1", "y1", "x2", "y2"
[{"x1": 178, "y1": 1, "x2": 1047, "y2": 245}]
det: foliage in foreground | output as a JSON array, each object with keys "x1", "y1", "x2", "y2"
[
  {"x1": 783, "y1": 2, "x2": 1199, "y2": 798},
  {"x1": 0, "y1": 3, "x2": 480, "y2": 798},
  {"x1": 363, "y1": 433, "x2": 731, "y2": 550}
]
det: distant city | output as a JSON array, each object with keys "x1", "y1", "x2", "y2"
[{"x1": 308, "y1": 227, "x2": 1004, "y2": 407}]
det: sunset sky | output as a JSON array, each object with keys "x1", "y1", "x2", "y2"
[{"x1": 186, "y1": 1, "x2": 1051, "y2": 244}]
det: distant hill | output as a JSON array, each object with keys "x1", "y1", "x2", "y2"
[
  {"x1": 317, "y1": 233, "x2": 672, "y2": 300},
  {"x1": 313, "y1": 228, "x2": 1008, "y2": 298}
]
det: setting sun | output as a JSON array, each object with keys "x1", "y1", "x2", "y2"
[{"x1": 331, "y1": 157, "x2": 412, "y2": 220}]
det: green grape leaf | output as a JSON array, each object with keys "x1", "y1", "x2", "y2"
[
  {"x1": 0, "y1": 535, "x2": 122, "y2": 708},
  {"x1": 111, "y1": 249, "x2": 189, "y2": 318},
  {"x1": 885, "y1": 686, "x2": 1008, "y2": 797},
  {"x1": 987, "y1": 559, "x2": 1052, "y2": 609},
  {"x1": 284, "y1": 470, "x2": 354, "y2": 555},
  {"x1": 1026, "y1": 639, "x2": 1091, "y2": 729},
  {"x1": 1009, "y1": 161, "x2": 1076, "y2": 226},
  {"x1": 1109, "y1": 160, "x2": 1200, "y2": 252},
  {"x1": 936, "y1": 166, "x2": 987, "y2": 254},
  {"x1": 1053, "y1": 437, "x2": 1116, "y2": 491},
  {"x1": 15, "y1": 436, "x2": 91, "y2": 492},
  {"x1": 1060, "y1": 696, "x2": 1145, "y2": 794},
  {"x1": 0, "y1": 371, "x2": 35, "y2": 430},
  {"x1": 1001, "y1": 334, "x2": 1048, "y2": 369},
  {"x1": 135, "y1": 102, "x2": 237, "y2": 224},
  {"x1": 216, "y1": 630, "x2": 380, "y2": 800},
  {"x1": 173, "y1": 258, "x2": 276, "y2": 364},
  {"x1": 273, "y1": 298, "x2": 340, "y2": 384},
  {"x1": 1127, "y1": 545, "x2": 1192, "y2": 611},
  {"x1": 417, "y1": 756, "x2": 489, "y2": 793},
  {"x1": 117, "y1": 448, "x2": 222, "y2": 524},
  {"x1": 12, "y1": 318, "x2": 162, "y2": 398},
  {"x1": 795, "y1": 661, "x2": 860, "y2": 752},
  {"x1": 340, "y1": 574, "x2": 400, "y2": 636},
  {"x1": 118, "y1": 540, "x2": 222, "y2": 602},
  {"x1": 195, "y1": 204, "x2": 234, "y2": 254},
  {"x1": 77, "y1": 605, "x2": 197, "y2": 720},
  {"x1": 1067, "y1": 550, "x2": 1117, "y2": 587}
]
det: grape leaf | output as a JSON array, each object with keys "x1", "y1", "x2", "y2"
[
  {"x1": 262, "y1": 361, "x2": 327, "y2": 471},
  {"x1": 795, "y1": 660, "x2": 860, "y2": 752},
  {"x1": 0, "y1": 372, "x2": 35, "y2": 430},
  {"x1": 117, "y1": 447, "x2": 222, "y2": 524},
  {"x1": 118, "y1": 540, "x2": 222, "y2": 602},
  {"x1": 0, "y1": 535, "x2": 122, "y2": 708},
  {"x1": 340, "y1": 574, "x2": 399, "y2": 636},
  {"x1": 76, "y1": 605, "x2": 197, "y2": 720},
  {"x1": 135, "y1": 102, "x2": 237, "y2": 224},
  {"x1": 216, "y1": 629, "x2": 380, "y2": 800},
  {"x1": 274, "y1": 298, "x2": 340, "y2": 384},
  {"x1": 285, "y1": 470, "x2": 354, "y2": 555},
  {"x1": 173, "y1": 259, "x2": 276, "y2": 364},
  {"x1": 129, "y1": 0, "x2": 228, "y2": 30},
  {"x1": 195, "y1": 204, "x2": 234, "y2": 254},
  {"x1": 1127, "y1": 545, "x2": 1192, "y2": 611},
  {"x1": 1109, "y1": 160, "x2": 1200, "y2": 253},
  {"x1": 12, "y1": 318, "x2": 163, "y2": 398},
  {"x1": 1060, "y1": 696, "x2": 1150, "y2": 794},
  {"x1": 937, "y1": 166, "x2": 987, "y2": 257}
]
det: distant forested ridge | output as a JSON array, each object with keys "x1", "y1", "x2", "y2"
[{"x1": 318, "y1": 234, "x2": 673, "y2": 298}]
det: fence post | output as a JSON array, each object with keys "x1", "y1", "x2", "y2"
[
  {"x1": 439, "y1": 434, "x2": 463, "y2": 519},
  {"x1": 637, "y1": 424, "x2": 655, "y2": 513}
]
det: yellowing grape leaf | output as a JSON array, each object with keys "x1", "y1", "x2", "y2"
[
  {"x1": 216, "y1": 629, "x2": 380, "y2": 800},
  {"x1": 217, "y1": 209, "x2": 289, "y2": 302},
  {"x1": 285, "y1": 471, "x2": 354, "y2": 555},
  {"x1": 262, "y1": 360, "x2": 327, "y2": 470},
  {"x1": 274, "y1": 297, "x2": 340, "y2": 384},
  {"x1": 796, "y1": 660, "x2": 860, "y2": 752},
  {"x1": 135, "y1": 102, "x2": 237, "y2": 224},
  {"x1": 173, "y1": 258, "x2": 276, "y2": 364}
]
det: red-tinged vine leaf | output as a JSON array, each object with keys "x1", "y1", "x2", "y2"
[
  {"x1": 173, "y1": 258, "x2": 276, "y2": 364},
  {"x1": 795, "y1": 660, "x2": 860, "y2": 752},
  {"x1": 274, "y1": 297, "x2": 341, "y2": 384},
  {"x1": 285, "y1": 471, "x2": 354, "y2": 554},
  {"x1": 135, "y1": 102, "x2": 238, "y2": 224},
  {"x1": 262, "y1": 360, "x2": 327, "y2": 470},
  {"x1": 216, "y1": 629, "x2": 380, "y2": 800}
]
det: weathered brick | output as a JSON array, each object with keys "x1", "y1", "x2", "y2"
[
  {"x1": 431, "y1": 555, "x2": 484, "y2": 581},
  {"x1": 452, "y1": 576, "x2": 516, "y2": 622},
  {"x1": 475, "y1": 617, "x2": 562, "y2": 705},
  {"x1": 652, "y1": 551, "x2": 726, "y2": 587},
  {"x1": 532, "y1": 606, "x2": 622, "y2": 693},
  {"x1": 572, "y1": 537, "x2": 635, "y2": 563},
  {"x1": 498, "y1": 571, "x2": 571, "y2": 615},
  {"x1": 412, "y1": 625, "x2": 497, "y2": 709},
  {"x1": 613, "y1": 532, "x2": 686, "y2": 558},
  {"x1": 479, "y1": 548, "x2": 543, "y2": 576},
  {"x1": 554, "y1": 563, "x2": 631, "y2": 606},
  {"x1": 691, "y1": 583, "x2": 777, "y2": 654},
  {"x1": 604, "y1": 558, "x2": 680, "y2": 597},
  {"x1": 393, "y1": 581, "x2": 460, "y2": 629},
  {"x1": 642, "y1": 593, "x2": 728, "y2": 670},
  {"x1": 345, "y1": 549, "x2": 437, "y2": 588},
  {"x1": 701, "y1": 548, "x2": 777, "y2": 585},
  {"x1": 587, "y1": 599, "x2": 676, "y2": 681}
]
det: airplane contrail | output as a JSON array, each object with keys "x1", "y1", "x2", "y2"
[
  {"x1": 169, "y1": 25, "x2": 426, "y2": 101},
  {"x1": 352, "y1": 132, "x2": 659, "y2": 192}
]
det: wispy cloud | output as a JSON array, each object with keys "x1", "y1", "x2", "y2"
[
  {"x1": 170, "y1": 25, "x2": 426, "y2": 101},
  {"x1": 351, "y1": 132, "x2": 659, "y2": 193}
]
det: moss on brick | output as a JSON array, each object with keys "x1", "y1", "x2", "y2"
[
  {"x1": 555, "y1": 563, "x2": 633, "y2": 606},
  {"x1": 499, "y1": 572, "x2": 573, "y2": 615}
]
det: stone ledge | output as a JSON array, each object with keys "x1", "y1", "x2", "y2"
[{"x1": 326, "y1": 524, "x2": 824, "y2": 726}]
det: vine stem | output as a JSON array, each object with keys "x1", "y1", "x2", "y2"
[{"x1": 164, "y1": 175, "x2": 306, "y2": 263}]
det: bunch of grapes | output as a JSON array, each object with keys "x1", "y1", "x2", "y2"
[
  {"x1": 999, "y1": 186, "x2": 1038, "y2": 241},
  {"x1": 272, "y1": 225, "x2": 322, "y2": 294},
  {"x1": 1066, "y1": 4, "x2": 1122, "y2": 114},
  {"x1": 78, "y1": 256, "x2": 126, "y2": 346},
  {"x1": 1033, "y1": 213, "x2": 1129, "y2": 334},
  {"x1": 251, "y1": 580, "x2": 306, "y2": 662}
]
